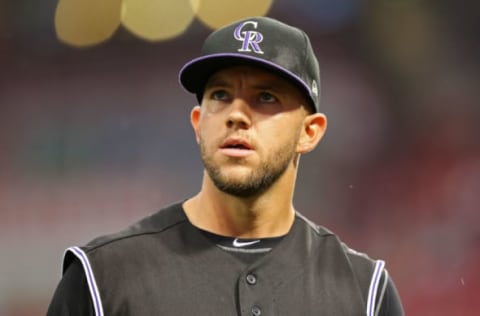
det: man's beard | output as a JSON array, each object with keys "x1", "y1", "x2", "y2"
[{"x1": 199, "y1": 138, "x2": 298, "y2": 198}]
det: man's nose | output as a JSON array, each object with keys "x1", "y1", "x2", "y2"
[{"x1": 226, "y1": 98, "x2": 252, "y2": 130}]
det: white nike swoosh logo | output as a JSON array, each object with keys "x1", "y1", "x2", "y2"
[{"x1": 233, "y1": 238, "x2": 260, "y2": 247}]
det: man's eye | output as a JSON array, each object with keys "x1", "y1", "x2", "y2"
[
  {"x1": 259, "y1": 92, "x2": 276, "y2": 103},
  {"x1": 211, "y1": 90, "x2": 228, "y2": 100}
]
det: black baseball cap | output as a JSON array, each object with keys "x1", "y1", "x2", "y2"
[{"x1": 179, "y1": 16, "x2": 321, "y2": 112}]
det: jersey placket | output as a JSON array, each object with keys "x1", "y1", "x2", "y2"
[{"x1": 237, "y1": 269, "x2": 273, "y2": 316}]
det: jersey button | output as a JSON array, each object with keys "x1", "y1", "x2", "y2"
[
  {"x1": 246, "y1": 274, "x2": 257, "y2": 285},
  {"x1": 251, "y1": 305, "x2": 262, "y2": 316}
]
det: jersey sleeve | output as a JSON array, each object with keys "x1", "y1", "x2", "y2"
[
  {"x1": 375, "y1": 271, "x2": 405, "y2": 316},
  {"x1": 46, "y1": 258, "x2": 95, "y2": 316}
]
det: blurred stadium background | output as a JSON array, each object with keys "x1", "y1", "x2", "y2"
[{"x1": 1, "y1": 0, "x2": 479, "y2": 315}]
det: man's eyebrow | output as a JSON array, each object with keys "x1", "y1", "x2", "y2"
[
  {"x1": 204, "y1": 76, "x2": 289, "y2": 93},
  {"x1": 253, "y1": 83, "x2": 280, "y2": 91},
  {"x1": 251, "y1": 80, "x2": 289, "y2": 94},
  {"x1": 205, "y1": 77, "x2": 230, "y2": 89}
]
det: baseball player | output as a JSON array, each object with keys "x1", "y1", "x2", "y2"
[{"x1": 47, "y1": 16, "x2": 404, "y2": 315}]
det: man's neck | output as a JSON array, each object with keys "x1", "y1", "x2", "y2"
[{"x1": 183, "y1": 173, "x2": 296, "y2": 238}]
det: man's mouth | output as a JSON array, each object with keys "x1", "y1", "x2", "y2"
[{"x1": 219, "y1": 138, "x2": 254, "y2": 157}]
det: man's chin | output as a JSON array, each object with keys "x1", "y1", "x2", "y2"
[
  {"x1": 209, "y1": 172, "x2": 261, "y2": 197},
  {"x1": 216, "y1": 183, "x2": 261, "y2": 198}
]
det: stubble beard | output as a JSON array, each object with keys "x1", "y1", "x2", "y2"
[{"x1": 199, "y1": 137, "x2": 298, "y2": 198}]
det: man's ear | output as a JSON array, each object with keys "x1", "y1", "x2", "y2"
[
  {"x1": 296, "y1": 113, "x2": 327, "y2": 154},
  {"x1": 190, "y1": 105, "x2": 201, "y2": 143}
]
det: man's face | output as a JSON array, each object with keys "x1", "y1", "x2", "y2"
[{"x1": 191, "y1": 65, "x2": 314, "y2": 197}]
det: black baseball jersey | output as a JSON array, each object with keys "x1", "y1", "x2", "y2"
[{"x1": 47, "y1": 202, "x2": 404, "y2": 315}]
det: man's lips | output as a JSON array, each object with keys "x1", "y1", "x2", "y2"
[{"x1": 219, "y1": 138, "x2": 255, "y2": 157}]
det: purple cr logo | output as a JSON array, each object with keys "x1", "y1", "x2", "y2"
[{"x1": 233, "y1": 21, "x2": 264, "y2": 54}]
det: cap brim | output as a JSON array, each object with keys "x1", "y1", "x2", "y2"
[{"x1": 179, "y1": 53, "x2": 311, "y2": 97}]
